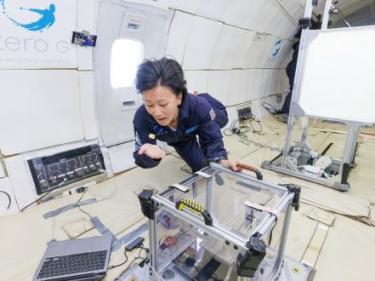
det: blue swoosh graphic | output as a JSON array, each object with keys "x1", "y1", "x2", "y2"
[
  {"x1": 0, "y1": 1, "x2": 56, "y2": 32},
  {"x1": 272, "y1": 39, "x2": 282, "y2": 57}
]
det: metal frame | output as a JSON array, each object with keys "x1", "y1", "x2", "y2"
[
  {"x1": 141, "y1": 164, "x2": 311, "y2": 281},
  {"x1": 262, "y1": 0, "x2": 365, "y2": 192}
]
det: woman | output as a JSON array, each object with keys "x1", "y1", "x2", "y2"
[{"x1": 133, "y1": 57, "x2": 241, "y2": 172}]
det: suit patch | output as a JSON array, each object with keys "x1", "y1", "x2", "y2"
[
  {"x1": 185, "y1": 126, "x2": 198, "y2": 134},
  {"x1": 209, "y1": 108, "x2": 216, "y2": 120},
  {"x1": 135, "y1": 131, "x2": 142, "y2": 150}
]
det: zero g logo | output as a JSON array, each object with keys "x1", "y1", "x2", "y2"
[{"x1": 0, "y1": 0, "x2": 56, "y2": 32}]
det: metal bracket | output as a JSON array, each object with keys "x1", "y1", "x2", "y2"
[
  {"x1": 282, "y1": 184, "x2": 301, "y2": 211},
  {"x1": 170, "y1": 183, "x2": 189, "y2": 193},
  {"x1": 138, "y1": 189, "x2": 158, "y2": 220},
  {"x1": 195, "y1": 171, "x2": 212, "y2": 178},
  {"x1": 236, "y1": 236, "x2": 267, "y2": 277},
  {"x1": 299, "y1": 17, "x2": 312, "y2": 29}
]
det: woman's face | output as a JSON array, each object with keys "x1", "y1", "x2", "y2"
[{"x1": 143, "y1": 85, "x2": 182, "y2": 127}]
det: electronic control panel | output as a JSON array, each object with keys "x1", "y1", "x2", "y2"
[{"x1": 28, "y1": 145, "x2": 106, "y2": 195}]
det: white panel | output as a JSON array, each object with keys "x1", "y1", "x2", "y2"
[
  {"x1": 211, "y1": 25, "x2": 239, "y2": 69},
  {"x1": 78, "y1": 71, "x2": 99, "y2": 140},
  {"x1": 77, "y1": 0, "x2": 98, "y2": 70},
  {"x1": 261, "y1": 0, "x2": 284, "y2": 35},
  {"x1": 164, "y1": 11, "x2": 194, "y2": 63},
  {"x1": 249, "y1": 69, "x2": 264, "y2": 99},
  {"x1": 276, "y1": 69, "x2": 290, "y2": 94},
  {"x1": 0, "y1": 177, "x2": 19, "y2": 216},
  {"x1": 4, "y1": 156, "x2": 37, "y2": 210},
  {"x1": 184, "y1": 70, "x2": 209, "y2": 93},
  {"x1": 207, "y1": 71, "x2": 230, "y2": 106},
  {"x1": 262, "y1": 69, "x2": 275, "y2": 95},
  {"x1": 298, "y1": 28, "x2": 375, "y2": 124},
  {"x1": 235, "y1": 30, "x2": 256, "y2": 69},
  {"x1": 0, "y1": 0, "x2": 77, "y2": 69},
  {"x1": 244, "y1": 33, "x2": 268, "y2": 68},
  {"x1": 195, "y1": 0, "x2": 229, "y2": 21},
  {"x1": 227, "y1": 70, "x2": 250, "y2": 106},
  {"x1": 278, "y1": 0, "x2": 305, "y2": 21},
  {"x1": 246, "y1": 0, "x2": 296, "y2": 39},
  {"x1": 211, "y1": 26, "x2": 255, "y2": 70},
  {"x1": 169, "y1": 0, "x2": 200, "y2": 13},
  {"x1": 107, "y1": 142, "x2": 136, "y2": 174},
  {"x1": 182, "y1": 17, "x2": 222, "y2": 70},
  {"x1": 0, "y1": 70, "x2": 84, "y2": 155},
  {"x1": 22, "y1": 139, "x2": 98, "y2": 160},
  {"x1": 246, "y1": 0, "x2": 272, "y2": 32},
  {"x1": 271, "y1": 13, "x2": 296, "y2": 39},
  {"x1": 223, "y1": 0, "x2": 254, "y2": 29}
]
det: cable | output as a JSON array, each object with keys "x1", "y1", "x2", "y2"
[
  {"x1": 261, "y1": 102, "x2": 288, "y2": 123},
  {"x1": 223, "y1": 119, "x2": 240, "y2": 136},
  {"x1": 249, "y1": 119, "x2": 263, "y2": 134},
  {"x1": 262, "y1": 102, "x2": 282, "y2": 115},
  {"x1": 75, "y1": 189, "x2": 94, "y2": 218},
  {"x1": 111, "y1": 244, "x2": 149, "y2": 280},
  {"x1": 223, "y1": 116, "x2": 263, "y2": 139},
  {"x1": 109, "y1": 249, "x2": 129, "y2": 269},
  {"x1": 20, "y1": 191, "x2": 52, "y2": 212}
]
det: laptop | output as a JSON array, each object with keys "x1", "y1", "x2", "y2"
[{"x1": 33, "y1": 234, "x2": 112, "y2": 281}]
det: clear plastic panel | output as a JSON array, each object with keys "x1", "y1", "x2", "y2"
[
  {"x1": 159, "y1": 166, "x2": 287, "y2": 240},
  {"x1": 154, "y1": 207, "x2": 241, "y2": 276}
]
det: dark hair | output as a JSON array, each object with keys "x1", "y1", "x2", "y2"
[{"x1": 135, "y1": 57, "x2": 188, "y2": 100}]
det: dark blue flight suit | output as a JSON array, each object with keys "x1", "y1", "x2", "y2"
[{"x1": 133, "y1": 93, "x2": 228, "y2": 172}]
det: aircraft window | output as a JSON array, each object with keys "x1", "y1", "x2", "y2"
[{"x1": 111, "y1": 39, "x2": 144, "y2": 89}]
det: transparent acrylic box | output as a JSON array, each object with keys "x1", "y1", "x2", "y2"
[{"x1": 138, "y1": 163, "x2": 311, "y2": 281}]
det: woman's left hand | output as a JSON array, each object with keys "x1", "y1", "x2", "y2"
[{"x1": 220, "y1": 159, "x2": 243, "y2": 172}]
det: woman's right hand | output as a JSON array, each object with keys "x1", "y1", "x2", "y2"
[{"x1": 138, "y1": 144, "x2": 166, "y2": 160}]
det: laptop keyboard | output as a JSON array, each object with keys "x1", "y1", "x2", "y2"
[{"x1": 37, "y1": 250, "x2": 107, "y2": 279}]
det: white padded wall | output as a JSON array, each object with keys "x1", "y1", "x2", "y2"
[
  {"x1": 227, "y1": 70, "x2": 250, "y2": 105},
  {"x1": 165, "y1": 11, "x2": 194, "y2": 63},
  {"x1": 207, "y1": 71, "x2": 230, "y2": 105},
  {"x1": 182, "y1": 17, "x2": 222, "y2": 70},
  {"x1": 78, "y1": 71, "x2": 99, "y2": 140},
  {"x1": 277, "y1": 0, "x2": 305, "y2": 21},
  {"x1": 245, "y1": 33, "x2": 269, "y2": 68},
  {"x1": 277, "y1": 69, "x2": 290, "y2": 94},
  {"x1": 249, "y1": 0, "x2": 277, "y2": 33},
  {"x1": 107, "y1": 142, "x2": 136, "y2": 173},
  {"x1": 211, "y1": 26, "x2": 256, "y2": 70},
  {"x1": 165, "y1": 0, "x2": 306, "y2": 117},
  {"x1": 250, "y1": 70, "x2": 265, "y2": 99},
  {"x1": 261, "y1": 0, "x2": 294, "y2": 38},
  {"x1": 195, "y1": 0, "x2": 229, "y2": 21},
  {"x1": 185, "y1": 71, "x2": 209, "y2": 93},
  {"x1": 169, "y1": 0, "x2": 200, "y2": 13},
  {"x1": 223, "y1": 0, "x2": 255, "y2": 29},
  {"x1": 258, "y1": 70, "x2": 273, "y2": 99},
  {"x1": 0, "y1": 70, "x2": 84, "y2": 155}
]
